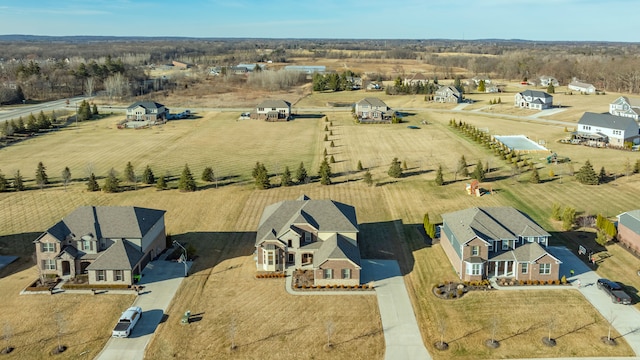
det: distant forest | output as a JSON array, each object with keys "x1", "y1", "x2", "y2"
[{"x1": 1, "y1": 36, "x2": 640, "y2": 102}]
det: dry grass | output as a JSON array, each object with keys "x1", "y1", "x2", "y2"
[{"x1": 1, "y1": 87, "x2": 640, "y2": 358}]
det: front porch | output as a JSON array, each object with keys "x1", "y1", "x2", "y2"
[{"x1": 487, "y1": 260, "x2": 517, "y2": 278}]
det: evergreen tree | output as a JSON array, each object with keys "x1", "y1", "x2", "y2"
[
  {"x1": 26, "y1": 113, "x2": 38, "y2": 132},
  {"x1": 252, "y1": 162, "x2": 270, "y2": 190},
  {"x1": 388, "y1": 157, "x2": 403, "y2": 178},
  {"x1": 142, "y1": 165, "x2": 155, "y2": 184},
  {"x1": 62, "y1": 166, "x2": 72, "y2": 191},
  {"x1": 323, "y1": 148, "x2": 328, "y2": 157},
  {"x1": 634, "y1": 159, "x2": 640, "y2": 174},
  {"x1": 575, "y1": 160, "x2": 598, "y2": 185},
  {"x1": 156, "y1": 175, "x2": 167, "y2": 190},
  {"x1": 280, "y1": 166, "x2": 293, "y2": 187},
  {"x1": 86, "y1": 172, "x2": 100, "y2": 191},
  {"x1": 477, "y1": 79, "x2": 486, "y2": 92},
  {"x1": 562, "y1": 207, "x2": 576, "y2": 231},
  {"x1": 16, "y1": 116, "x2": 25, "y2": 133},
  {"x1": 124, "y1": 161, "x2": 136, "y2": 183},
  {"x1": 201, "y1": 167, "x2": 214, "y2": 182},
  {"x1": 357, "y1": 160, "x2": 364, "y2": 171},
  {"x1": 551, "y1": 203, "x2": 562, "y2": 221},
  {"x1": 35, "y1": 161, "x2": 49, "y2": 188},
  {"x1": 92, "y1": 103, "x2": 99, "y2": 115},
  {"x1": 363, "y1": 170, "x2": 373, "y2": 186},
  {"x1": 457, "y1": 155, "x2": 469, "y2": 178},
  {"x1": 402, "y1": 160, "x2": 408, "y2": 170},
  {"x1": 435, "y1": 165, "x2": 444, "y2": 186},
  {"x1": 330, "y1": 140, "x2": 335, "y2": 147},
  {"x1": 423, "y1": 213, "x2": 436, "y2": 239},
  {"x1": 319, "y1": 157, "x2": 332, "y2": 185},
  {"x1": 324, "y1": 134, "x2": 328, "y2": 141},
  {"x1": 178, "y1": 164, "x2": 197, "y2": 192},
  {"x1": 0, "y1": 171, "x2": 8, "y2": 192},
  {"x1": 36, "y1": 110, "x2": 50, "y2": 130},
  {"x1": 529, "y1": 167, "x2": 540, "y2": 184},
  {"x1": 471, "y1": 161, "x2": 485, "y2": 182},
  {"x1": 102, "y1": 168, "x2": 120, "y2": 193},
  {"x1": 295, "y1": 162, "x2": 308, "y2": 183},
  {"x1": 547, "y1": 84, "x2": 555, "y2": 94},
  {"x1": 12, "y1": 170, "x2": 24, "y2": 191},
  {"x1": 329, "y1": 155, "x2": 335, "y2": 163},
  {"x1": 598, "y1": 166, "x2": 607, "y2": 184}
]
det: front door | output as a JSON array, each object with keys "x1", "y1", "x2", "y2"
[{"x1": 61, "y1": 261, "x2": 71, "y2": 276}]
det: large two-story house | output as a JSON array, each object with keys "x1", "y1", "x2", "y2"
[
  {"x1": 573, "y1": 112, "x2": 640, "y2": 147},
  {"x1": 609, "y1": 96, "x2": 640, "y2": 121},
  {"x1": 355, "y1": 97, "x2": 393, "y2": 123},
  {"x1": 33, "y1": 206, "x2": 166, "y2": 285},
  {"x1": 254, "y1": 195, "x2": 361, "y2": 286},
  {"x1": 126, "y1": 101, "x2": 169, "y2": 122},
  {"x1": 440, "y1": 207, "x2": 561, "y2": 281},
  {"x1": 434, "y1": 85, "x2": 462, "y2": 103},
  {"x1": 514, "y1": 90, "x2": 553, "y2": 110},
  {"x1": 251, "y1": 99, "x2": 291, "y2": 121}
]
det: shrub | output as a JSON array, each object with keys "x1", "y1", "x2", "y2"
[
  {"x1": 519, "y1": 280, "x2": 525, "y2": 286},
  {"x1": 547, "y1": 279, "x2": 554, "y2": 285},
  {"x1": 448, "y1": 292, "x2": 455, "y2": 299},
  {"x1": 457, "y1": 289, "x2": 464, "y2": 297},
  {"x1": 554, "y1": 280, "x2": 560, "y2": 285},
  {"x1": 561, "y1": 275, "x2": 567, "y2": 284}
]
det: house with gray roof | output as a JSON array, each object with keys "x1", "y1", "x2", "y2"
[
  {"x1": 617, "y1": 210, "x2": 640, "y2": 255},
  {"x1": 252, "y1": 99, "x2": 291, "y2": 121},
  {"x1": 573, "y1": 112, "x2": 640, "y2": 148},
  {"x1": 538, "y1": 75, "x2": 559, "y2": 87},
  {"x1": 514, "y1": 90, "x2": 553, "y2": 110},
  {"x1": 355, "y1": 97, "x2": 393, "y2": 123},
  {"x1": 434, "y1": 85, "x2": 462, "y2": 103},
  {"x1": 255, "y1": 195, "x2": 361, "y2": 286},
  {"x1": 568, "y1": 79, "x2": 596, "y2": 94},
  {"x1": 609, "y1": 96, "x2": 640, "y2": 121},
  {"x1": 126, "y1": 101, "x2": 169, "y2": 122},
  {"x1": 404, "y1": 73, "x2": 429, "y2": 87},
  {"x1": 439, "y1": 207, "x2": 560, "y2": 281},
  {"x1": 34, "y1": 206, "x2": 166, "y2": 285}
]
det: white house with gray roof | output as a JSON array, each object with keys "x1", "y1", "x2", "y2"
[
  {"x1": 514, "y1": 90, "x2": 553, "y2": 110},
  {"x1": 255, "y1": 195, "x2": 361, "y2": 286},
  {"x1": 355, "y1": 97, "x2": 393, "y2": 123},
  {"x1": 434, "y1": 85, "x2": 462, "y2": 103},
  {"x1": 33, "y1": 206, "x2": 166, "y2": 285},
  {"x1": 609, "y1": 96, "x2": 640, "y2": 121},
  {"x1": 252, "y1": 99, "x2": 291, "y2": 121},
  {"x1": 568, "y1": 79, "x2": 596, "y2": 94},
  {"x1": 439, "y1": 207, "x2": 560, "y2": 281},
  {"x1": 574, "y1": 112, "x2": 640, "y2": 147},
  {"x1": 126, "y1": 101, "x2": 169, "y2": 122}
]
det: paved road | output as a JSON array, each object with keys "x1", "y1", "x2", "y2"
[
  {"x1": 361, "y1": 259, "x2": 431, "y2": 360},
  {"x1": 94, "y1": 258, "x2": 191, "y2": 360},
  {"x1": 0, "y1": 96, "x2": 90, "y2": 124},
  {"x1": 547, "y1": 246, "x2": 640, "y2": 356}
]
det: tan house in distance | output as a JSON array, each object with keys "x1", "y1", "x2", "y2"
[
  {"x1": 251, "y1": 99, "x2": 291, "y2": 121},
  {"x1": 439, "y1": 207, "x2": 561, "y2": 282},
  {"x1": 434, "y1": 85, "x2": 462, "y2": 103},
  {"x1": 355, "y1": 97, "x2": 393, "y2": 123},
  {"x1": 33, "y1": 206, "x2": 166, "y2": 285},
  {"x1": 255, "y1": 195, "x2": 361, "y2": 286}
]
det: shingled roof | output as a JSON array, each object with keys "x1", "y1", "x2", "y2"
[
  {"x1": 519, "y1": 90, "x2": 552, "y2": 98},
  {"x1": 313, "y1": 234, "x2": 361, "y2": 268},
  {"x1": 44, "y1": 206, "x2": 165, "y2": 243},
  {"x1": 357, "y1": 97, "x2": 389, "y2": 108},
  {"x1": 86, "y1": 239, "x2": 144, "y2": 270},
  {"x1": 578, "y1": 112, "x2": 638, "y2": 131},
  {"x1": 256, "y1": 99, "x2": 291, "y2": 109},
  {"x1": 127, "y1": 101, "x2": 165, "y2": 110}
]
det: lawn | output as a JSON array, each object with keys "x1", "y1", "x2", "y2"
[{"x1": 0, "y1": 89, "x2": 639, "y2": 358}]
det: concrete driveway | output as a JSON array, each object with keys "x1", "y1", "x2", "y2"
[
  {"x1": 94, "y1": 258, "x2": 191, "y2": 360},
  {"x1": 361, "y1": 259, "x2": 431, "y2": 360},
  {"x1": 547, "y1": 246, "x2": 640, "y2": 356}
]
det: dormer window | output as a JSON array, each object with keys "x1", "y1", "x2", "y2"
[{"x1": 304, "y1": 232, "x2": 312, "y2": 243}]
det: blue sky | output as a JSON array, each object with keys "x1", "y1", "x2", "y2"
[{"x1": 0, "y1": 0, "x2": 637, "y2": 42}]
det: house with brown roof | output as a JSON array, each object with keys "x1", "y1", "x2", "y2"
[
  {"x1": 610, "y1": 96, "x2": 640, "y2": 121},
  {"x1": 439, "y1": 207, "x2": 561, "y2": 281},
  {"x1": 355, "y1": 97, "x2": 393, "y2": 123},
  {"x1": 252, "y1": 99, "x2": 291, "y2": 121},
  {"x1": 255, "y1": 195, "x2": 361, "y2": 286},
  {"x1": 617, "y1": 210, "x2": 640, "y2": 255},
  {"x1": 33, "y1": 206, "x2": 166, "y2": 285},
  {"x1": 514, "y1": 90, "x2": 553, "y2": 110},
  {"x1": 434, "y1": 85, "x2": 462, "y2": 103}
]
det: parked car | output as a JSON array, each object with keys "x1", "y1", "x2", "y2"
[
  {"x1": 597, "y1": 278, "x2": 632, "y2": 305},
  {"x1": 112, "y1": 306, "x2": 142, "y2": 337}
]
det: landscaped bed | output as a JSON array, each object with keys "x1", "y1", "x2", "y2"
[{"x1": 292, "y1": 269, "x2": 373, "y2": 291}]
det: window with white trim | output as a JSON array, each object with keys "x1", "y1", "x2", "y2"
[
  {"x1": 488, "y1": 241, "x2": 494, "y2": 252},
  {"x1": 539, "y1": 263, "x2": 551, "y2": 275},
  {"x1": 466, "y1": 263, "x2": 482, "y2": 276},
  {"x1": 41, "y1": 243, "x2": 55, "y2": 252},
  {"x1": 43, "y1": 259, "x2": 56, "y2": 270},
  {"x1": 471, "y1": 245, "x2": 479, "y2": 256},
  {"x1": 341, "y1": 268, "x2": 351, "y2": 279},
  {"x1": 114, "y1": 270, "x2": 123, "y2": 281},
  {"x1": 323, "y1": 268, "x2": 333, "y2": 279},
  {"x1": 502, "y1": 240, "x2": 509, "y2": 250},
  {"x1": 304, "y1": 232, "x2": 312, "y2": 243},
  {"x1": 521, "y1": 263, "x2": 529, "y2": 274},
  {"x1": 96, "y1": 270, "x2": 106, "y2": 281}
]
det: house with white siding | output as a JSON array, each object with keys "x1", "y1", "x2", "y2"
[
  {"x1": 514, "y1": 90, "x2": 553, "y2": 110},
  {"x1": 609, "y1": 96, "x2": 640, "y2": 121},
  {"x1": 568, "y1": 80, "x2": 596, "y2": 94},
  {"x1": 573, "y1": 112, "x2": 640, "y2": 147}
]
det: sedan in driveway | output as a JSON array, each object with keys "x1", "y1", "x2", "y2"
[{"x1": 597, "y1": 278, "x2": 632, "y2": 305}]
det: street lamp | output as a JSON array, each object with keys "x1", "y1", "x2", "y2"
[{"x1": 173, "y1": 240, "x2": 188, "y2": 277}]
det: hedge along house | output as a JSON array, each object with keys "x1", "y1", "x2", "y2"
[
  {"x1": 33, "y1": 206, "x2": 166, "y2": 285},
  {"x1": 439, "y1": 207, "x2": 561, "y2": 282},
  {"x1": 254, "y1": 195, "x2": 361, "y2": 286}
]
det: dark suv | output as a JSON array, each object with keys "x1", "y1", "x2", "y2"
[{"x1": 597, "y1": 278, "x2": 632, "y2": 305}]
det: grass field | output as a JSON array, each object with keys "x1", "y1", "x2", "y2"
[{"x1": 1, "y1": 88, "x2": 639, "y2": 358}]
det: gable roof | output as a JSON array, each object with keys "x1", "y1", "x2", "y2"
[
  {"x1": 357, "y1": 97, "x2": 388, "y2": 108},
  {"x1": 256, "y1": 99, "x2": 291, "y2": 109},
  {"x1": 44, "y1": 206, "x2": 165, "y2": 243},
  {"x1": 314, "y1": 234, "x2": 361, "y2": 268},
  {"x1": 407, "y1": 73, "x2": 428, "y2": 81},
  {"x1": 442, "y1": 207, "x2": 550, "y2": 244},
  {"x1": 256, "y1": 196, "x2": 358, "y2": 246},
  {"x1": 518, "y1": 90, "x2": 552, "y2": 98},
  {"x1": 578, "y1": 112, "x2": 638, "y2": 131},
  {"x1": 569, "y1": 80, "x2": 595, "y2": 89},
  {"x1": 86, "y1": 239, "x2": 144, "y2": 270},
  {"x1": 127, "y1": 101, "x2": 165, "y2": 110},
  {"x1": 618, "y1": 210, "x2": 640, "y2": 235},
  {"x1": 436, "y1": 85, "x2": 461, "y2": 96},
  {"x1": 613, "y1": 96, "x2": 640, "y2": 108}
]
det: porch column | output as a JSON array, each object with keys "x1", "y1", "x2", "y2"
[
  {"x1": 503, "y1": 261, "x2": 508, "y2": 276},
  {"x1": 512, "y1": 261, "x2": 517, "y2": 279}
]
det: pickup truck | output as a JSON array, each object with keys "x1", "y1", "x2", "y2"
[
  {"x1": 597, "y1": 278, "x2": 632, "y2": 305},
  {"x1": 112, "y1": 306, "x2": 142, "y2": 338}
]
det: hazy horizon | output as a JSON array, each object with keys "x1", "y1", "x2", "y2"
[{"x1": 0, "y1": 0, "x2": 637, "y2": 43}]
